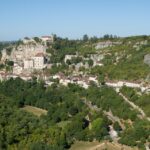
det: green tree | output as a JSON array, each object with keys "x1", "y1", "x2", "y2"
[
  {"x1": 83, "y1": 34, "x2": 89, "y2": 42},
  {"x1": 34, "y1": 37, "x2": 42, "y2": 43},
  {"x1": 98, "y1": 74, "x2": 105, "y2": 85},
  {"x1": 88, "y1": 59, "x2": 93, "y2": 67},
  {"x1": 113, "y1": 122, "x2": 122, "y2": 132},
  {"x1": 6, "y1": 60, "x2": 14, "y2": 66}
]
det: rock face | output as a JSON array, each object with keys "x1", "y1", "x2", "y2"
[
  {"x1": 144, "y1": 54, "x2": 150, "y2": 66},
  {"x1": 1, "y1": 43, "x2": 46, "y2": 63}
]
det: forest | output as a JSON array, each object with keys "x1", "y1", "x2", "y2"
[{"x1": 0, "y1": 78, "x2": 149, "y2": 150}]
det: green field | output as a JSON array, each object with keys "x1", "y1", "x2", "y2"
[
  {"x1": 70, "y1": 141, "x2": 138, "y2": 150},
  {"x1": 21, "y1": 105, "x2": 47, "y2": 117},
  {"x1": 57, "y1": 121, "x2": 71, "y2": 128}
]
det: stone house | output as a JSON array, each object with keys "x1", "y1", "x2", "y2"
[
  {"x1": 32, "y1": 53, "x2": 45, "y2": 69},
  {"x1": 41, "y1": 36, "x2": 54, "y2": 43},
  {"x1": 24, "y1": 59, "x2": 34, "y2": 69},
  {"x1": 13, "y1": 63, "x2": 23, "y2": 75},
  {"x1": 64, "y1": 54, "x2": 78, "y2": 63}
]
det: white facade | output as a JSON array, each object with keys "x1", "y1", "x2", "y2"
[
  {"x1": 23, "y1": 53, "x2": 45, "y2": 70},
  {"x1": 64, "y1": 55, "x2": 77, "y2": 63},
  {"x1": 13, "y1": 63, "x2": 23, "y2": 75},
  {"x1": 24, "y1": 60, "x2": 34, "y2": 69},
  {"x1": 41, "y1": 36, "x2": 53, "y2": 43},
  {"x1": 32, "y1": 54, "x2": 44, "y2": 69}
]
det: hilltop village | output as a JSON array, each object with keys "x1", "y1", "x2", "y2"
[
  {"x1": 0, "y1": 35, "x2": 111, "y2": 80},
  {"x1": 0, "y1": 35, "x2": 150, "y2": 93},
  {"x1": 0, "y1": 35, "x2": 150, "y2": 150}
]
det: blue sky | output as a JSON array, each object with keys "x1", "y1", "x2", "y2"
[{"x1": 0, "y1": 0, "x2": 150, "y2": 41}]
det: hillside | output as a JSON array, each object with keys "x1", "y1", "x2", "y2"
[
  {"x1": 0, "y1": 35, "x2": 150, "y2": 82},
  {"x1": 49, "y1": 35, "x2": 150, "y2": 82},
  {"x1": 0, "y1": 35, "x2": 149, "y2": 150}
]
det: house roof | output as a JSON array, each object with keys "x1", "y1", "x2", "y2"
[{"x1": 35, "y1": 53, "x2": 44, "y2": 57}]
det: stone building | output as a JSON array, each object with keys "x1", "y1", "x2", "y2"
[
  {"x1": 41, "y1": 36, "x2": 54, "y2": 43},
  {"x1": 24, "y1": 59, "x2": 34, "y2": 69},
  {"x1": 64, "y1": 54, "x2": 77, "y2": 63},
  {"x1": 13, "y1": 63, "x2": 23, "y2": 75},
  {"x1": 32, "y1": 53, "x2": 45, "y2": 69}
]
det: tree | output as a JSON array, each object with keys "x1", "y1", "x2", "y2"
[
  {"x1": 29, "y1": 142, "x2": 54, "y2": 150},
  {"x1": 91, "y1": 118, "x2": 104, "y2": 131},
  {"x1": 53, "y1": 34, "x2": 57, "y2": 42},
  {"x1": 0, "y1": 64, "x2": 4, "y2": 70},
  {"x1": 83, "y1": 34, "x2": 89, "y2": 42},
  {"x1": 98, "y1": 74, "x2": 105, "y2": 85},
  {"x1": 6, "y1": 61, "x2": 14, "y2": 66},
  {"x1": 90, "y1": 36, "x2": 98, "y2": 43},
  {"x1": 113, "y1": 122, "x2": 122, "y2": 132},
  {"x1": 88, "y1": 59, "x2": 93, "y2": 67},
  {"x1": 46, "y1": 48, "x2": 53, "y2": 54},
  {"x1": 66, "y1": 59, "x2": 71, "y2": 65},
  {"x1": 69, "y1": 106, "x2": 78, "y2": 116},
  {"x1": 24, "y1": 37, "x2": 30, "y2": 40},
  {"x1": 0, "y1": 51, "x2": 2, "y2": 61},
  {"x1": 91, "y1": 118, "x2": 108, "y2": 140},
  {"x1": 34, "y1": 37, "x2": 42, "y2": 43},
  {"x1": 6, "y1": 47, "x2": 12, "y2": 55}
]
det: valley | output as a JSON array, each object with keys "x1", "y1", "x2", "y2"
[{"x1": 0, "y1": 35, "x2": 149, "y2": 150}]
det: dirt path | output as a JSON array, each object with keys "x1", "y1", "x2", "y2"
[
  {"x1": 83, "y1": 99, "x2": 125, "y2": 130},
  {"x1": 118, "y1": 92, "x2": 150, "y2": 121}
]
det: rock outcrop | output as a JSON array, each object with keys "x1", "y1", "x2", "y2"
[
  {"x1": 1, "y1": 43, "x2": 46, "y2": 63},
  {"x1": 144, "y1": 54, "x2": 150, "y2": 66}
]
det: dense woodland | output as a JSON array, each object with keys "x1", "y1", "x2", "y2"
[
  {"x1": 0, "y1": 78, "x2": 149, "y2": 150},
  {"x1": 120, "y1": 86, "x2": 150, "y2": 117}
]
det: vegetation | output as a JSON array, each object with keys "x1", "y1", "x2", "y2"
[
  {"x1": 33, "y1": 37, "x2": 42, "y2": 43},
  {"x1": 0, "y1": 77, "x2": 148, "y2": 149},
  {"x1": 0, "y1": 78, "x2": 112, "y2": 149},
  {"x1": 119, "y1": 119, "x2": 150, "y2": 148},
  {"x1": 21, "y1": 105, "x2": 47, "y2": 117},
  {"x1": 46, "y1": 34, "x2": 150, "y2": 81},
  {"x1": 86, "y1": 85, "x2": 138, "y2": 121},
  {"x1": 0, "y1": 35, "x2": 150, "y2": 149},
  {"x1": 120, "y1": 86, "x2": 150, "y2": 117}
]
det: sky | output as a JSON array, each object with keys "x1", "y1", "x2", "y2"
[{"x1": 0, "y1": 0, "x2": 150, "y2": 41}]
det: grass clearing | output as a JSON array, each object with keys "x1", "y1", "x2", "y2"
[
  {"x1": 21, "y1": 105, "x2": 47, "y2": 117},
  {"x1": 57, "y1": 121, "x2": 71, "y2": 128},
  {"x1": 70, "y1": 141, "x2": 100, "y2": 150},
  {"x1": 70, "y1": 141, "x2": 138, "y2": 150}
]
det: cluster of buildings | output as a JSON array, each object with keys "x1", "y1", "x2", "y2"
[
  {"x1": 24, "y1": 53, "x2": 45, "y2": 70},
  {"x1": 13, "y1": 52, "x2": 45, "y2": 75},
  {"x1": 64, "y1": 53, "x2": 104, "y2": 71},
  {"x1": 46, "y1": 73, "x2": 98, "y2": 89},
  {"x1": 45, "y1": 73, "x2": 150, "y2": 93},
  {"x1": 0, "y1": 36, "x2": 54, "y2": 75},
  {"x1": 0, "y1": 36, "x2": 150, "y2": 93}
]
